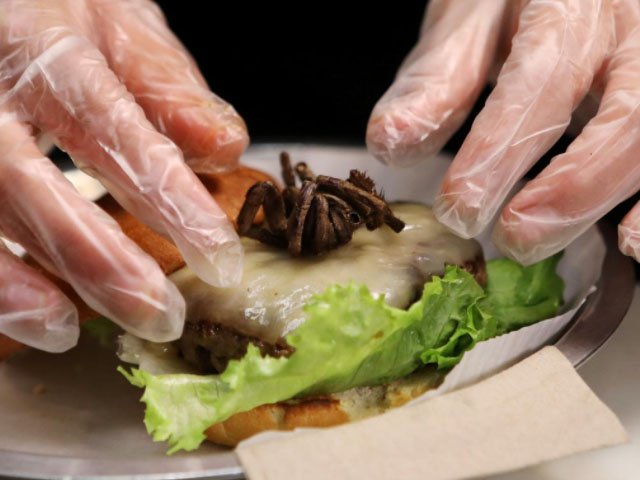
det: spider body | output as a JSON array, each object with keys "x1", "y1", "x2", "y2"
[{"x1": 237, "y1": 152, "x2": 405, "y2": 256}]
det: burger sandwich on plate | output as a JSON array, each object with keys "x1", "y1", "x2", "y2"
[{"x1": 0, "y1": 152, "x2": 564, "y2": 453}]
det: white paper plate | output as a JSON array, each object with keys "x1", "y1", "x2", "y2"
[{"x1": 0, "y1": 144, "x2": 633, "y2": 480}]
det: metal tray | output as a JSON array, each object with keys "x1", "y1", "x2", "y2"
[{"x1": 0, "y1": 145, "x2": 634, "y2": 480}]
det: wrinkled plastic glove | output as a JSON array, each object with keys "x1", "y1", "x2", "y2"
[
  {"x1": 0, "y1": 0, "x2": 249, "y2": 352},
  {"x1": 368, "y1": 0, "x2": 640, "y2": 265}
]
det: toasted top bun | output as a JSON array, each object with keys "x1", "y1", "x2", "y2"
[{"x1": 0, "y1": 167, "x2": 271, "y2": 360}]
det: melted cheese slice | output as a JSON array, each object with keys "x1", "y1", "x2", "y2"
[{"x1": 170, "y1": 203, "x2": 481, "y2": 343}]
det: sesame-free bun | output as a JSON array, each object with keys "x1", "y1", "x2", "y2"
[{"x1": 205, "y1": 366, "x2": 443, "y2": 446}]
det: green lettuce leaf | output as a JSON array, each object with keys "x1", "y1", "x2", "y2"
[
  {"x1": 120, "y1": 255, "x2": 563, "y2": 453},
  {"x1": 480, "y1": 254, "x2": 564, "y2": 333}
]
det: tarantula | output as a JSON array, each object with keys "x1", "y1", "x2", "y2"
[{"x1": 236, "y1": 152, "x2": 405, "y2": 256}]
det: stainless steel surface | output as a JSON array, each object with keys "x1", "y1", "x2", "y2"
[
  {"x1": 0, "y1": 333, "x2": 244, "y2": 480},
  {"x1": 0, "y1": 145, "x2": 634, "y2": 480}
]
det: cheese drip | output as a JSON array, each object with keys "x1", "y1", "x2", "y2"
[{"x1": 170, "y1": 203, "x2": 482, "y2": 343}]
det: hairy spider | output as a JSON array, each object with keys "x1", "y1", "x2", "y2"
[{"x1": 236, "y1": 152, "x2": 405, "y2": 256}]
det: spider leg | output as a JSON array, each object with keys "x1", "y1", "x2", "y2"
[
  {"x1": 280, "y1": 152, "x2": 297, "y2": 188},
  {"x1": 311, "y1": 195, "x2": 337, "y2": 254},
  {"x1": 325, "y1": 194, "x2": 362, "y2": 245},
  {"x1": 282, "y1": 187, "x2": 299, "y2": 216},
  {"x1": 295, "y1": 162, "x2": 315, "y2": 182},
  {"x1": 287, "y1": 181, "x2": 317, "y2": 256},
  {"x1": 302, "y1": 196, "x2": 317, "y2": 251},
  {"x1": 244, "y1": 225, "x2": 288, "y2": 249},
  {"x1": 324, "y1": 193, "x2": 351, "y2": 210},
  {"x1": 383, "y1": 211, "x2": 406, "y2": 233},
  {"x1": 328, "y1": 208, "x2": 354, "y2": 246},
  {"x1": 325, "y1": 194, "x2": 363, "y2": 228},
  {"x1": 279, "y1": 153, "x2": 300, "y2": 215},
  {"x1": 348, "y1": 170, "x2": 376, "y2": 194},
  {"x1": 237, "y1": 182, "x2": 287, "y2": 236},
  {"x1": 262, "y1": 188, "x2": 288, "y2": 235},
  {"x1": 317, "y1": 176, "x2": 405, "y2": 232},
  {"x1": 316, "y1": 176, "x2": 374, "y2": 218}
]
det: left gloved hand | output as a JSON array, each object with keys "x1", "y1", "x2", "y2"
[
  {"x1": 367, "y1": 0, "x2": 640, "y2": 265},
  {"x1": 0, "y1": 0, "x2": 248, "y2": 352}
]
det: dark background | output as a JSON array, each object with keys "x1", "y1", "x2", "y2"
[{"x1": 154, "y1": 1, "x2": 429, "y2": 145}]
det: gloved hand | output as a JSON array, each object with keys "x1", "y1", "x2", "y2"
[
  {"x1": 367, "y1": 0, "x2": 640, "y2": 265},
  {"x1": 0, "y1": 0, "x2": 249, "y2": 352}
]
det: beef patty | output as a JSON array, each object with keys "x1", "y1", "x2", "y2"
[{"x1": 176, "y1": 255, "x2": 486, "y2": 374}]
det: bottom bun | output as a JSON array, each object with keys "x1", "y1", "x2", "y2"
[{"x1": 205, "y1": 366, "x2": 444, "y2": 446}]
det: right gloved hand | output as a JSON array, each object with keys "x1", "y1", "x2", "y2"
[
  {"x1": 367, "y1": 0, "x2": 640, "y2": 266},
  {"x1": 0, "y1": 0, "x2": 249, "y2": 353}
]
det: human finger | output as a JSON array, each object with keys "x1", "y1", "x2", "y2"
[
  {"x1": 434, "y1": 0, "x2": 614, "y2": 238},
  {"x1": 0, "y1": 117, "x2": 185, "y2": 342},
  {"x1": 493, "y1": 24, "x2": 640, "y2": 264},
  {"x1": 95, "y1": 0, "x2": 248, "y2": 173},
  {"x1": 367, "y1": 0, "x2": 508, "y2": 167},
  {"x1": 7, "y1": 35, "x2": 243, "y2": 287},
  {"x1": 0, "y1": 240, "x2": 78, "y2": 353}
]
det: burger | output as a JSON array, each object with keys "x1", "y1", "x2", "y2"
[{"x1": 0, "y1": 154, "x2": 564, "y2": 453}]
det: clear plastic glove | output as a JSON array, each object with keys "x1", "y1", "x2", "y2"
[
  {"x1": 367, "y1": 0, "x2": 640, "y2": 265},
  {"x1": 0, "y1": 0, "x2": 249, "y2": 352}
]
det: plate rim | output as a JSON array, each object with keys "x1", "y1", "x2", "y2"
[{"x1": 555, "y1": 221, "x2": 635, "y2": 367}]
